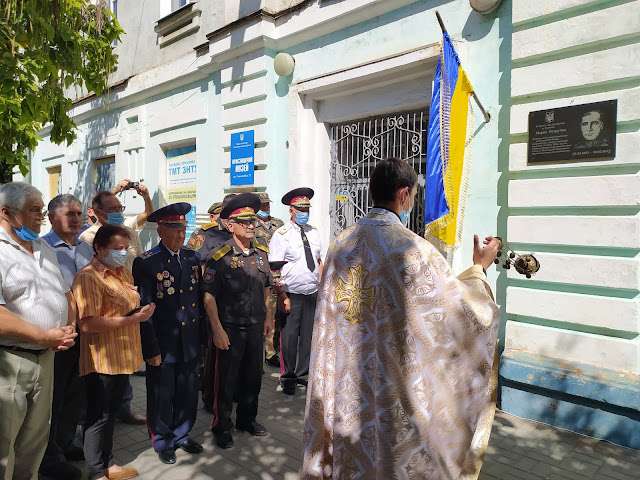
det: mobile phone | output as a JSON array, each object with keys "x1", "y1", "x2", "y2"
[{"x1": 126, "y1": 306, "x2": 143, "y2": 316}]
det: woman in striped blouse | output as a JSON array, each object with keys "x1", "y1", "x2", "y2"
[{"x1": 72, "y1": 224, "x2": 155, "y2": 480}]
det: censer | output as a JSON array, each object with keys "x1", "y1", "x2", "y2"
[{"x1": 493, "y1": 237, "x2": 540, "y2": 279}]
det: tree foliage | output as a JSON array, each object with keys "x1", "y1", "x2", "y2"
[{"x1": 0, "y1": 0, "x2": 123, "y2": 182}]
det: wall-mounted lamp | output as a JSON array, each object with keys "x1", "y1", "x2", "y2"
[
  {"x1": 469, "y1": 0, "x2": 502, "y2": 14},
  {"x1": 274, "y1": 52, "x2": 295, "y2": 77}
]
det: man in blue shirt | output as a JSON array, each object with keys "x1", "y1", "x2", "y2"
[{"x1": 40, "y1": 194, "x2": 93, "y2": 480}]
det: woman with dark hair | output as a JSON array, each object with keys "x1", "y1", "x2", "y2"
[{"x1": 72, "y1": 224, "x2": 155, "y2": 480}]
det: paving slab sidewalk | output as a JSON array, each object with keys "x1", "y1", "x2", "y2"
[{"x1": 100, "y1": 370, "x2": 640, "y2": 480}]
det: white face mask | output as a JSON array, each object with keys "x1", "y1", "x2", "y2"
[{"x1": 105, "y1": 248, "x2": 128, "y2": 267}]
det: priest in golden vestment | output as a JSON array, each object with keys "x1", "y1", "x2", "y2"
[{"x1": 302, "y1": 157, "x2": 501, "y2": 479}]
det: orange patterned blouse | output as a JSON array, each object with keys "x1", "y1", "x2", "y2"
[{"x1": 72, "y1": 257, "x2": 143, "y2": 376}]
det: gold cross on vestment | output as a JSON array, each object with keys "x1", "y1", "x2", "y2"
[{"x1": 335, "y1": 264, "x2": 375, "y2": 324}]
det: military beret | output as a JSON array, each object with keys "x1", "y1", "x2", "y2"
[{"x1": 281, "y1": 187, "x2": 314, "y2": 208}]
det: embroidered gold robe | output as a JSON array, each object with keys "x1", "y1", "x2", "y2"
[{"x1": 302, "y1": 208, "x2": 499, "y2": 479}]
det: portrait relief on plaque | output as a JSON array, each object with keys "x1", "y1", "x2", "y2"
[{"x1": 527, "y1": 100, "x2": 617, "y2": 163}]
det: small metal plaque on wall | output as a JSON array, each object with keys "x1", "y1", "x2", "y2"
[{"x1": 527, "y1": 100, "x2": 617, "y2": 163}]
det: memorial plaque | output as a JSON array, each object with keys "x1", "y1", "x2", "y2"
[{"x1": 527, "y1": 100, "x2": 617, "y2": 163}]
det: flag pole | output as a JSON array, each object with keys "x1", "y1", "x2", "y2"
[{"x1": 435, "y1": 11, "x2": 491, "y2": 123}]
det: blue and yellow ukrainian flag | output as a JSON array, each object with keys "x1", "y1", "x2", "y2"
[{"x1": 424, "y1": 32, "x2": 473, "y2": 248}]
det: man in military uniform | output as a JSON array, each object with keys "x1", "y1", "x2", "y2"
[
  {"x1": 254, "y1": 192, "x2": 284, "y2": 367},
  {"x1": 254, "y1": 192, "x2": 284, "y2": 243},
  {"x1": 203, "y1": 193, "x2": 274, "y2": 449},
  {"x1": 186, "y1": 198, "x2": 229, "y2": 261},
  {"x1": 268, "y1": 188, "x2": 325, "y2": 395},
  {"x1": 132, "y1": 203, "x2": 205, "y2": 465}
]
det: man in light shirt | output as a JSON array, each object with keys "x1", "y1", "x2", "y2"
[
  {"x1": 79, "y1": 179, "x2": 154, "y2": 425},
  {"x1": 268, "y1": 188, "x2": 326, "y2": 395},
  {"x1": 40, "y1": 194, "x2": 94, "y2": 480},
  {"x1": 0, "y1": 182, "x2": 77, "y2": 480}
]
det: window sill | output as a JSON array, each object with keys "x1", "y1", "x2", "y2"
[{"x1": 155, "y1": 1, "x2": 201, "y2": 48}]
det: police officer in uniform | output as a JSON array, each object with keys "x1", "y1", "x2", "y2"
[
  {"x1": 254, "y1": 192, "x2": 284, "y2": 367},
  {"x1": 203, "y1": 193, "x2": 274, "y2": 449},
  {"x1": 132, "y1": 203, "x2": 204, "y2": 465},
  {"x1": 268, "y1": 188, "x2": 325, "y2": 395}
]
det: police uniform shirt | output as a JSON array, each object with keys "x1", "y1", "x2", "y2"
[
  {"x1": 268, "y1": 222, "x2": 325, "y2": 296},
  {"x1": 133, "y1": 242, "x2": 203, "y2": 363},
  {"x1": 203, "y1": 240, "x2": 272, "y2": 327}
]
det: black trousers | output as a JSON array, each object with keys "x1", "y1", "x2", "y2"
[
  {"x1": 280, "y1": 292, "x2": 317, "y2": 389},
  {"x1": 116, "y1": 376, "x2": 134, "y2": 417},
  {"x1": 40, "y1": 345, "x2": 84, "y2": 470},
  {"x1": 211, "y1": 324, "x2": 263, "y2": 433},
  {"x1": 146, "y1": 358, "x2": 199, "y2": 452},
  {"x1": 83, "y1": 373, "x2": 128, "y2": 480},
  {"x1": 201, "y1": 340, "x2": 216, "y2": 412}
]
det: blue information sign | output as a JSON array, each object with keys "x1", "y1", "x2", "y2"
[{"x1": 230, "y1": 130, "x2": 254, "y2": 185}]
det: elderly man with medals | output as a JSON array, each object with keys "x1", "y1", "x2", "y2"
[
  {"x1": 132, "y1": 203, "x2": 205, "y2": 465},
  {"x1": 203, "y1": 193, "x2": 275, "y2": 449},
  {"x1": 302, "y1": 158, "x2": 501, "y2": 479}
]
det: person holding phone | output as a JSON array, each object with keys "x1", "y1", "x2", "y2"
[{"x1": 72, "y1": 224, "x2": 155, "y2": 480}]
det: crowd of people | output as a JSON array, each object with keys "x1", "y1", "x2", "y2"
[{"x1": 1, "y1": 157, "x2": 501, "y2": 480}]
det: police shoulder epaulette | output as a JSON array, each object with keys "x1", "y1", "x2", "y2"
[
  {"x1": 211, "y1": 244, "x2": 232, "y2": 261},
  {"x1": 278, "y1": 224, "x2": 290, "y2": 235},
  {"x1": 201, "y1": 222, "x2": 217, "y2": 231},
  {"x1": 142, "y1": 246, "x2": 161, "y2": 258},
  {"x1": 254, "y1": 241, "x2": 269, "y2": 253}
]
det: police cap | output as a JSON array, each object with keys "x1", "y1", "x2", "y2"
[{"x1": 281, "y1": 187, "x2": 314, "y2": 208}]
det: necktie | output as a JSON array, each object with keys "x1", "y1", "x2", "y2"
[{"x1": 300, "y1": 228, "x2": 315, "y2": 272}]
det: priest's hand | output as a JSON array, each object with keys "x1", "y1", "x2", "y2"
[{"x1": 473, "y1": 235, "x2": 501, "y2": 270}]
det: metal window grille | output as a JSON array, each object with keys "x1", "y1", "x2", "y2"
[{"x1": 329, "y1": 110, "x2": 428, "y2": 237}]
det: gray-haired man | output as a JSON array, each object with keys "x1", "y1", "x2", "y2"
[
  {"x1": 40, "y1": 194, "x2": 93, "y2": 480},
  {"x1": 0, "y1": 182, "x2": 77, "y2": 480}
]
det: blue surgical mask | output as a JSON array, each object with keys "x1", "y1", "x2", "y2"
[
  {"x1": 399, "y1": 208, "x2": 412, "y2": 227},
  {"x1": 256, "y1": 210, "x2": 270, "y2": 220},
  {"x1": 107, "y1": 212, "x2": 125, "y2": 225},
  {"x1": 295, "y1": 212, "x2": 309, "y2": 225},
  {"x1": 105, "y1": 249, "x2": 128, "y2": 267},
  {"x1": 13, "y1": 225, "x2": 39, "y2": 242}
]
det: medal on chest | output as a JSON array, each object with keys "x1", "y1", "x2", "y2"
[{"x1": 230, "y1": 256, "x2": 244, "y2": 269}]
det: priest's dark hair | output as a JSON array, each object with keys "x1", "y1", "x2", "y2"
[
  {"x1": 369, "y1": 157, "x2": 418, "y2": 204},
  {"x1": 92, "y1": 224, "x2": 131, "y2": 253}
]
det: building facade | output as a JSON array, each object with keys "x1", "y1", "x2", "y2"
[{"x1": 27, "y1": 0, "x2": 639, "y2": 448}]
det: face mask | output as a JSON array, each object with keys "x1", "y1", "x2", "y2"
[
  {"x1": 295, "y1": 212, "x2": 309, "y2": 225},
  {"x1": 105, "y1": 249, "x2": 128, "y2": 267},
  {"x1": 256, "y1": 210, "x2": 270, "y2": 220},
  {"x1": 13, "y1": 225, "x2": 39, "y2": 242},
  {"x1": 399, "y1": 209, "x2": 412, "y2": 227},
  {"x1": 106, "y1": 212, "x2": 125, "y2": 225}
]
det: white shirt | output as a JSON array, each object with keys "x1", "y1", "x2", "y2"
[
  {"x1": 79, "y1": 216, "x2": 142, "y2": 272},
  {"x1": 0, "y1": 226, "x2": 69, "y2": 349},
  {"x1": 268, "y1": 222, "x2": 326, "y2": 295}
]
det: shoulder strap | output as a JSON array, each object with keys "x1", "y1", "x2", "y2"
[{"x1": 211, "y1": 243, "x2": 232, "y2": 261}]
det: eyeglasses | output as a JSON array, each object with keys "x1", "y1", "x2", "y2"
[
  {"x1": 232, "y1": 219, "x2": 257, "y2": 227},
  {"x1": 26, "y1": 207, "x2": 47, "y2": 217},
  {"x1": 98, "y1": 205, "x2": 126, "y2": 213}
]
